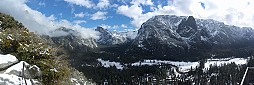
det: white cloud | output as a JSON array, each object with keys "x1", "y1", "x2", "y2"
[
  {"x1": 64, "y1": 0, "x2": 94, "y2": 8},
  {"x1": 49, "y1": 30, "x2": 70, "y2": 37},
  {"x1": 117, "y1": 5, "x2": 143, "y2": 19},
  {"x1": 38, "y1": 1, "x2": 46, "y2": 6},
  {"x1": 96, "y1": 0, "x2": 110, "y2": 9},
  {"x1": 0, "y1": 0, "x2": 99, "y2": 39},
  {"x1": 73, "y1": 20, "x2": 86, "y2": 25},
  {"x1": 100, "y1": 24, "x2": 111, "y2": 29},
  {"x1": 58, "y1": 13, "x2": 63, "y2": 18},
  {"x1": 0, "y1": 0, "x2": 54, "y2": 34},
  {"x1": 112, "y1": 25, "x2": 119, "y2": 29},
  {"x1": 99, "y1": 24, "x2": 119, "y2": 29},
  {"x1": 126, "y1": 30, "x2": 138, "y2": 39},
  {"x1": 121, "y1": 24, "x2": 128, "y2": 28},
  {"x1": 117, "y1": 0, "x2": 254, "y2": 29},
  {"x1": 187, "y1": 0, "x2": 254, "y2": 28},
  {"x1": 70, "y1": 4, "x2": 75, "y2": 14},
  {"x1": 117, "y1": 4, "x2": 150, "y2": 28},
  {"x1": 65, "y1": 0, "x2": 116, "y2": 9},
  {"x1": 74, "y1": 12, "x2": 87, "y2": 18},
  {"x1": 53, "y1": 19, "x2": 99, "y2": 39},
  {"x1": 91, "y1": 11, "x2": 108, "y2": 20},
  {"x1": 111, "y1": 4, "x2": 119, "y2": 8},
  {"x1": 130, "y1": 0, "x2": 153, "y2": 6}
]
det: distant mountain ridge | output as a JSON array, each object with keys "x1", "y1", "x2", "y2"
[
  {"x1": 40, "y1": 15, "x2": 254, "y2": 62},
  {"x1": 48, "y1": 27, "x2": 97, "y2": 53},
  {"x1": 95, "y1": 26, "x2": 137, "y2": 45},
  {"x1": 126, "y1": 15, "x2": 254, "y2": 61}
]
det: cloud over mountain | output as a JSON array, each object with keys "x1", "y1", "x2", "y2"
[
  {"x1": 0, "y1": 0, "x2": 99, "y2": 39},
  {"x1": 117, "y1": 0, "x2": 254, "y2": 29}
]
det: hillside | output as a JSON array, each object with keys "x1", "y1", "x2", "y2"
[{"x1": 0, "y1": 13, "x2": 93, "y2": 85}]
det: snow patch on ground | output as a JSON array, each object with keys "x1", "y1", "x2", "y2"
[
  {"x1": 0, "y1": 54, "x2": 41, "y2": 85},
  {"x1": 4, "y1": 61, "x2": 29, "y2": 74},
  {"x1": 0, "y1": 54, "x2": 18, "y2": 65},
  {"x1": 205, "y1": 58, "x2": 247, "y2": 69},
  {"x1": 0, "y1": 74, "x2": 37, "y2": 85},
  {"x1": 97, "y1": 58, "x2": 124, "y2": 70},
  {"x1": 0, "y1": 61, "x2": 40, "y2": 85},
  {"x1": 132, "y1": 60, "x2": 199, "y2": 72},
  {"x1": 96, "y1": 58, "x2": 248, "y2": 72}
]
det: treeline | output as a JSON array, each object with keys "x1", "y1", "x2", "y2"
[
  {"x1": 76, "y1": 65, "x2": 170, "y2": 85},
  {"x1": 75, "y1": 60, "x2": 249, "y2": 85}
]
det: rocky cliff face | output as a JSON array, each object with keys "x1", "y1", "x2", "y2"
[
  {"x1": 127, "y1": 15, "x2": 254, "y2": 61},
  {"x1": 95, "y1": 26, "x2": 115, "y2": 45}
]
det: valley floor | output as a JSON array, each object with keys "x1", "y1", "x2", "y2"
[
  {"x1": 73, "y1": 56, "x2": 249, "y2": 85},
  {"x1": 97, "y1": 58, "x2": 247, "y2": 72}
]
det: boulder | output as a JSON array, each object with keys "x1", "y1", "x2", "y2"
[
  {"x1": 4, "y1": 61, "x2": 41, "y2": 79},
  {"x1": 0, "y1": 54, "x2": 42, "y2": 85},
  {"x1": 0, "y1": 54, "x2": 18, "y2": 70},
  {"x1": 28, "y1": 65, "x2": 41, "y2": 79}
]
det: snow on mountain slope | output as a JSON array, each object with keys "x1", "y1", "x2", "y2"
[
  {"x1": 0, "y1": 54, "x2": 18, "y2": 70},
  {"x1": 134, "y1": 15, "x2": 254, "y2": 48},
  {"x1": 127, "y1": 15, "x2": 254, "y2": 60},
  {"x1": 135, "y1": 15, "x2": 186, "y2": 47}
]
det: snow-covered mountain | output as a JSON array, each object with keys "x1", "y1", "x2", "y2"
[
  {"x1": 127, "y1": 15, "x2": 254, "y2": 60},
  {"x1": 135, "y1": 15, "x2": 254, "y2": 48},
  {"x1": 95, "y1": 26, "x2": 137, "y2": 45}
]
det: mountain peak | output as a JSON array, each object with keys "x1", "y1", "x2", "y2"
[
  {"x1": 176, "y1": 16, "x2": 198, "y2": 37},
  {"x1": 185, "y1": 16, "x2": 197, "y2": 29},
  {"x1": 95, "y1": 26, "x2": 108, "y2": 33},
  {"x1": 187, "y1": 16, "x2": 195, "y2": 22},
  {"x1": 95, "y1": 26, "x2": 133, "y2": 45}
]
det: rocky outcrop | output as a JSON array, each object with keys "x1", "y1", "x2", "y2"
[
  {"x1": 4, "y1": 61, "x2": 41, "y2": 79},
  {"x1": 95, "y1": 26, "x2": 114, "y2": 45},
  {"x1": 0, "y1": 54, "x2": 41, "y2": 85},
  {"x1": 0, "y1": 54, "x2": 18, "y2": 70}
]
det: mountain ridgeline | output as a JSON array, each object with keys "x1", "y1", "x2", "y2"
[
  {"x1": 49, "y1": 15, "x2": 254, "y2": 62},
  {"x1": 126, "y1": 15, "x2": 254, "y2": 61}
]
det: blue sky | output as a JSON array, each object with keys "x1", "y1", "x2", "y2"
[
  {"x1": 1, "y1": 0, "x2": 254, "y2": 39},
  {"x1": 25, "y1": 0, "x2": 164, "y2": 31},
  {"x1": 23, "y1": 0, "x2": 205, "y2": 31}
]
